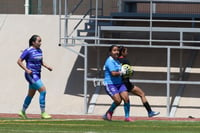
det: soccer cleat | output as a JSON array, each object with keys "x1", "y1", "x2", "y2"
[
  {"x1": 148, "y1": 111, "x2": 160, "y2": 117},
  {"x1": 102, "y1": 111, "x2": 113, "y2": 121},
  {"x1": 41, "y1": 112, "x2": 52, "y2": 119},
  {"x1": 18, "y1": 111, "x2": 27, "y2": 119},
  {"x1": 124, "y1": 117, "x2": 133, "y2": 122}
]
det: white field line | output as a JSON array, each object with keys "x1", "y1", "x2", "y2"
[{"x1": 0, "y1": 128, "x2": 98, "y2": 133}]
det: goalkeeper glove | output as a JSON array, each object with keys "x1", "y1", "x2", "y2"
[{"x1": 119, "y1": 67, "x2": 127, "y2": 76}]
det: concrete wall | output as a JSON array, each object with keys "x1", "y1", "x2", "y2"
[{"x1": 0, "y1": 14, "x2": 85, "y2": 115}]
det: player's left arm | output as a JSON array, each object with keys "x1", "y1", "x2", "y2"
[{"x1": 42, "y1": 60, "x2": 53, "y2": 71}]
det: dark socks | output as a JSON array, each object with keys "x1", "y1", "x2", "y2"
[{"x1": 143, "y1": 101, "x2": 152, "y2": 113}]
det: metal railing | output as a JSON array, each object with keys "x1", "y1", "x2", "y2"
[{"x1": 59, "y1": 0, "x2": 200, "y2": 117}]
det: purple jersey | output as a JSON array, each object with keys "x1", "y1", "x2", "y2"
[{"x1": 20, "y1": 47, "x2": 43, "y2": 74}]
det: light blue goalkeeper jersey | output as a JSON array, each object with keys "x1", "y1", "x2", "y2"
[{"x1": 104, "y1": 56, "x2": 122, "y2": 85}]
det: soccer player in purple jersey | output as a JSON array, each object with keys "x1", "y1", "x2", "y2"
[
  {"x1": 102, "y1": 45, "x2": 132, "y2": 122},
  {"x1": 17, "y1": 35, "x2": 52, "y2": 119}
]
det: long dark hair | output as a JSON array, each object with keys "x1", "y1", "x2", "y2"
[
  {"x1": 29, "y1": 35, "x2": 39, "y2": 47},
  {"x1": 118, "y1": 46, "x2": 126, "y2": 57},
  {"x1": 109, "y1": 45, "x2": 118, "y2": 53}
]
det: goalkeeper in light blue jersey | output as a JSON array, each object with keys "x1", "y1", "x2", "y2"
[
  {"x1": 103, "y1": 45, "x2": 132, "y2": 122},
  {"x1": 17, "y1": 35, "x2": 52, "y2": 119}
]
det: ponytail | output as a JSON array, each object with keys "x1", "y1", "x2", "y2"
[
  {"x1": 118, "y1": 46, "x2": 126, "y2": 57},
  {"x1": 29, "y1": 35, "x2": 39, "y2": 47}
]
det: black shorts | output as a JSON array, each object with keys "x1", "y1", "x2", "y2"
[{"x1": 123, "y1": 78, "x2": 134, "y2": 92}]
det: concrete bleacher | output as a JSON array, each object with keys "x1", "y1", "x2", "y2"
[
  {"x1": 86, "y1": 46, "x2": 200, "y2": 118},
  {"x1": 74, "y1": 10, "x2": 200, "y2": 118},
  {"x1": 77, "y1": 12, "x2": 200, "y2": 47}
]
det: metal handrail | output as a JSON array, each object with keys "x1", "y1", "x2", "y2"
[
  {"x1": 60, "y1": 17, "x2": 200, "y2": 23},
  {"x1": 69, "y1": 0, "x2": 84, "y2": 14},
  {"x1": 68, "y1": 9, "x2": 92, "y2": 37}
]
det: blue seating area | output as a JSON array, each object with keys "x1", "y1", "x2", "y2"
[
  {"x1": 77, "y1": 11, "x2": 200, "y2": 37},
  {"x1": 111, "y1": 12, "x2": 200, "y2": 20}
]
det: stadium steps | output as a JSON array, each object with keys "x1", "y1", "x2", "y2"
[{"x1": 77, "y1": 16, "x2": 112, "y2": 37}]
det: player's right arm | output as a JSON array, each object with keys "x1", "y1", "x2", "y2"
[
  {"x1": 17, "y1": 58, "x2": 32, "y2": 74},
  {"x1": 111, "y1": 71, "x2": 121, "y2": 76}
]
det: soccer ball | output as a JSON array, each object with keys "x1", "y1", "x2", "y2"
[{"x1": 121, "y1": 64, "x2": 133, "y2": 78}]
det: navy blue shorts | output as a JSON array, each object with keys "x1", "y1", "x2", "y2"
[
  {"x1": 25, "y1": 73, "x2": 44, "y2": 90},
  {"x1": 105, "y1": 84, "x2": 127, "y2": 97}
]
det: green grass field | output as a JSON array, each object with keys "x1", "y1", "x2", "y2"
[{"x1": 0, "y1": 118, "x2": 200, "y2": 133}]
